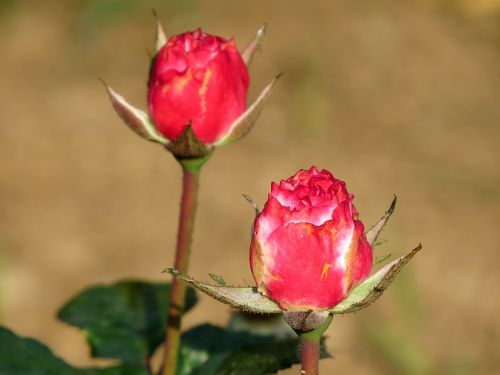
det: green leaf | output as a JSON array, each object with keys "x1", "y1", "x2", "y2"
[
  {"x1": 177, "y1": 324, "x2": 329, "y2": 375},
  {"x1": 0, "y1": 326, "x2": 149, "y2": 375},
  {"x1": 0, "y1": 326, "x2": 73, "y2": 375},
  {"x1": 77, "y1": 364, "x2": 150, "y2": 375},
  {"x1": 58, "y1": 280, "x2": 197, "y2": 363},
  {"x1": 212, "y1": 338, "x2": 323, "y2": 375}
]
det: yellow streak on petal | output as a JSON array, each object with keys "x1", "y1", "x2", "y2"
[
  {"x1": 169, "y1": 69, "x2": 192, "y2": 93},
  {"x1": 199, "y1": 68, "x2": 213, "y2": 112},
  {"x1": 305, "y1": 224, "x2": 315, "y2": 235},
  {"x1": 268, "y1": 272, "x2": 281, "y2": 281},
  {"x1": 320, "y1": 263, "x2": 330, "y2": 279}
]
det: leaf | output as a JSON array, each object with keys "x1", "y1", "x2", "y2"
[
  {"x1": 241, "y1": 24, "x2": 267, "y2": 66},
  {"x1": 164, "y1": 269, "x2": 280, "y2": 314},
  {"x1": 0, "y1": 326, "x2": 149, "y2": 375},
  {"x1": 177, "y1": 324, "x2": 330, "y2": 375},
  {"x1": 331, "y1": 244, "x2": 422, "y2": 314},
  {"x1": 77, "y1": 364, "x2": 150, "y2": 375},
  {"x1": 102, "y1": 81, "x2": 168, "y2": 145},
  {"x1": 58, "y1": 280, "x2": 197, "y2": 363},
  {"x1": 0, "y1": 326, "x2": 73, "y2": 375},
  {"x1": 366, "y1": 196, "x2": 397, "y2": 246},
  {"x1": 213, "y1": 75, "x2": 281, "y2": 146}
]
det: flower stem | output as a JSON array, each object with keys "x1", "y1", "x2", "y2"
[
  {"x1": 297, "y1": 313, "x2": 333, "y2": 375},
  {"x1": 300, "y1": 336, "x2": 321, "y2": 375},
  {"x1": 162, "y1": 160, "x2": 202, "y2": 375}
]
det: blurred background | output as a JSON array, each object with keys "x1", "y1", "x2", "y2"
[{"x1": 1, "y1": 0, "x2": 499, "y2": 374}]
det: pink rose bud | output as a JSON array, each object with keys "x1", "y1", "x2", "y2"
[
  {"x1": 250, "y1": 167, "x2": 373, "y2": 311},
  {"x1": 148, "y1": 29, "x2": 249, "y2": 144}
]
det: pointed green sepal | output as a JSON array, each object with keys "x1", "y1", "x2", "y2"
[
  {"x1": 102, "y1": 81, "x2": 168, "y2": 145},
  {"x1": 163, "y1": 268, "x2": 281, "y2": 314},
  {"x1": 214, "y1": 74, "x2": 281, "y2": 146},
  {"x1": 366, "y1": 195, "x2": 397, "y2": 246},
  {"x1": 373, "y1": 253, "x2": 392, "y2": 265},
  {"x1": 165, "y1": 123, "x2": 213, "y2": 159},
  {"x1": 152, "y1": 9, "x2": 167, "y2": 54},
  {"x1": 331, "y1": 244, "x2": 422, "y2": 314},
  {"x1": 242, "y1": 23, "x2": 267, "y2": 66},
  {"x1": 242, "y1": 194, "x2": 260, "y2": 215}
]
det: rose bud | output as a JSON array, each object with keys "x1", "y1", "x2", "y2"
[
  {"x1": 104, "y1": 21, "x2": 278, "y2": 160},
  {"x1": 250, "y1": 167, "x2": 373, "y2": 311},
  {"x1": 148, "y1": 29, "x2": 248, "y2": 144}
]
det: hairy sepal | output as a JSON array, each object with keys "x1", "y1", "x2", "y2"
[
  {"x1": 164, "y1": 268, "x2": 281, "y2": 314},
  {"x1": 213, "y1": 74, "x2": 281, "y2": 146},
  {"x1": 103, "y1": 82, "x2": 168, "y2": 145},
  {"x1": 366, "y1": 195, "x2": 397, "y2": 246},
  {"x1": 242, "y1": 24, "x2": 267, "y2": 66},
  {"x1": 331, "y1": 244, "x2": 422, "y2": 314}
]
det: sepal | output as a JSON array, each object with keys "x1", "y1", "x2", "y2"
[
  {"x1": 213, "y1": 74, "x2": 281, "y2": 146},
  {"x1": 102, "y1": 81, "x2": 168, "y2": 145},
  {"x1": 242, "y1": 24, "x2": 267, "y2": 66},
  {"x1": 164, "y1": 268, "x2": 281, "y2": 314},
  {"x1": 152, "y1": 10, "x2": 167, "y2": 54},
  {"x1": 165, "y1": 123, "x2": 213, "y2": 160},
  {"x1": 331, "y1": 244, "x2": 422, "y2": 314},
  {"x1": 366, "y1": 195, "x2": 397, "y2": 246},
  {"x1": 283, "y1": 311, "x2": 332, "y2": 334},
  {"x1": 243, "y1": 194, "x2": 260, "y2": 215}
]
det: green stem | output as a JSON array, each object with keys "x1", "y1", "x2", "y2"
[{"x1": 162, "y1": 160, "x2": 203, "y2": 375}]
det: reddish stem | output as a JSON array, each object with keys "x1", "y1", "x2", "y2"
[
  {"x1": 162, "y1": 165, "x2": 200, "y2": 375},
  {"x1": 301, "y1": 336, "x2": 321, "y2": 375}
]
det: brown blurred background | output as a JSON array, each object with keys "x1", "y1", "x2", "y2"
[{"x1": 1, "y1": 0, "x2": 499, "y2": 374}]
